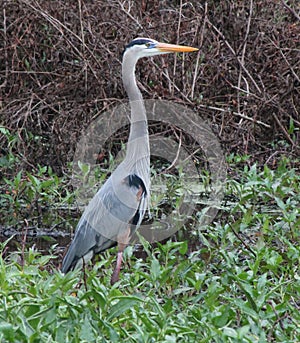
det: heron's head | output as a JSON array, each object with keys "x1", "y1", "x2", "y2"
[{"x1": 122, "y1": 37, "x2": 198, "y2": 61}]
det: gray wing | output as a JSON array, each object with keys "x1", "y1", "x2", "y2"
[{"x1": 61, "y1": 172, "x2": 147, "y2": 273}]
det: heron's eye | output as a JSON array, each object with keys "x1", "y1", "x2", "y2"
[{"x1": 145, "y1": 42, "x2": 151, "y2": 48}]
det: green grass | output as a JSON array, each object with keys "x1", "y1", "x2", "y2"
[
  {"x1": 1, "y1": 155, "x2": 300, "y2": 342},
  {"x1": 0, "y1": 231, "x2": 299, "y2": 342}
]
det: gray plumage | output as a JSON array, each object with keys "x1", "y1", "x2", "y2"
[{"x1": 61, "y1": 38, "x2": 198, "y2": 282}]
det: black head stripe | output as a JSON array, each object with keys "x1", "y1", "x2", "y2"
[
  {"x1": 125, "y1": 38, "x2": 153, "y2": 49},
  {"x1": 122, "y1": 38, "x2": 154, "y2": 57}
]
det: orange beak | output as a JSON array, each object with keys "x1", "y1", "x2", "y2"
[{"x1": 156, "y1": 42, "x2": 198, "y2": 53}]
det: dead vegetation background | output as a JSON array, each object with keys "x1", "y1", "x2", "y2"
[{"x1": 1, "y1": 0, "x2": 299, "y2": 172}]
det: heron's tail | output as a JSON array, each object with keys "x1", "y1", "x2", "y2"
[{"x1": 61, "y1": 218, "x2": 116, "y2": 273}]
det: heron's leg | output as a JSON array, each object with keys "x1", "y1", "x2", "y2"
[
  {"x1": 110, "y1": 251, "x2": 123, "y2": 285},
  {"x1": 111, "y1": 227, "x2": 131, "y2": 285}
]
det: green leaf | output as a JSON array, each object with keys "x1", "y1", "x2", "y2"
[
  {"x1": 150, "y1": 258, "x2": 161, "y2": 280},
  {"x1": 0, "y1": 322, "x2": 15, "y2": 341},
  {"x1": 275, "y1": 197, "x2": 286, "y2": 211},
  {"x1": 179, "y1": 241, "x2": 188, "y2": 255},
  {"x1": 222, "y1": 327, "x2": 238, "y2": 338},
  {"x1": 108, "y1": 296, "x2": 142, "y2": 321},
  {"x1": 27, "y1": 173, "x2": 41, "y2": 188},
  {"x1": 79, "y1": 315, "x2": 96, "y2": 341}
]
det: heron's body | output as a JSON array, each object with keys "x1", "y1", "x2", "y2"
[
  {"x1": 61, "y1": 38, "x2": 198, "y2": 283},
  {"x1": 60, "y1": 173, "x2": 146, "y2": 273}
]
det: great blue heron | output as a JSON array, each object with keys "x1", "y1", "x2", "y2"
[{"x1": 61, "y1": 38, "x2": 198, "y2": 284}]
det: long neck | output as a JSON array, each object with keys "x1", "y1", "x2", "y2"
[{"x1": 122, "y1": 53, "x2": 149, "y2": 168}]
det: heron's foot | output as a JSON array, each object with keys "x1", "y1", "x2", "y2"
[{"x1": 110, "y1": 251, "x2": 123, "y2": 285}]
